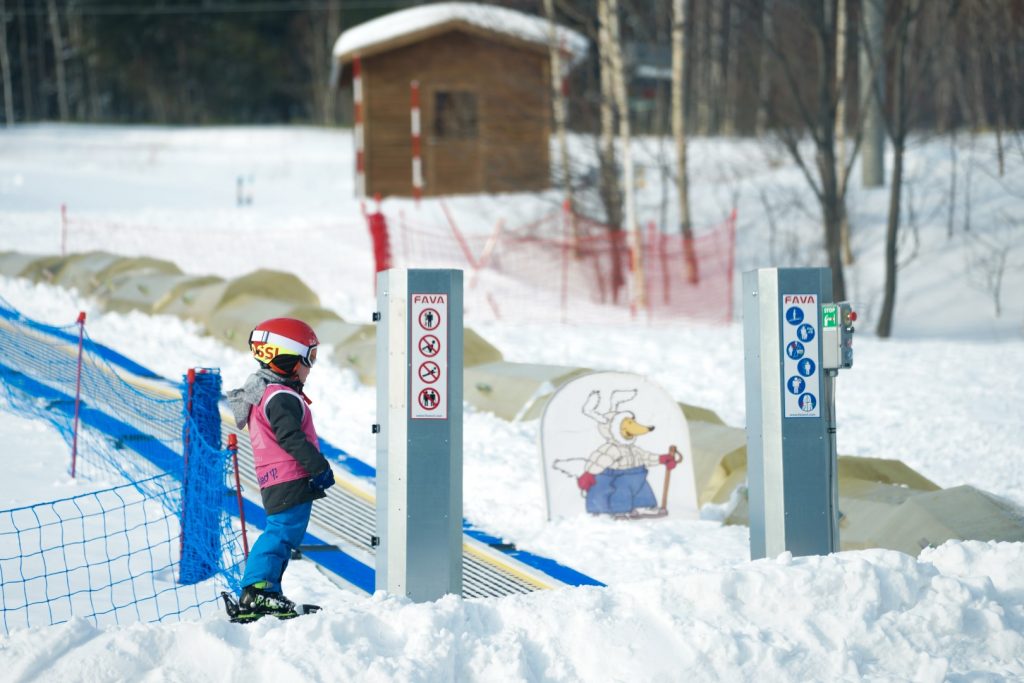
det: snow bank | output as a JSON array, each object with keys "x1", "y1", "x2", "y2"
[{"x1": 3, "y1": 542, "x2": 1021, "y2": 682}]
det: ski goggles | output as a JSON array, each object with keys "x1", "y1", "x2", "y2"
[{"x1": 250, "y1": 331, "x2": 318, "y2": 368}]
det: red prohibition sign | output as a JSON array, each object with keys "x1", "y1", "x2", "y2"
[
  {"x1": 418, "y1": 361, "x2": 440, "y2": 384},
  {"x1": 418, "y1": 387, "x2": 440, "y2": 410},
  {"x1": 418, "y1": 334, "x2": 440, "y2": 357},
  {"x1": 418, "y1": 308, "x2": 441, "y2": 330}
]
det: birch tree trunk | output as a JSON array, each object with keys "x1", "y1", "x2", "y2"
[
  {"x1": 46, "y1": 0, "x2": 68, "y2": 121},
  {"x1": 0, "y1": 0, "x2": 14, "y2": 125},
  {"x1": 544, "y1": 0, "x2": 576, "y2": 245},
  {"x1": 860, "y1": 0, "x2": 885, "y2": 187},
  {"x1": 16, "y1": 0, "x2": 29, "y2": 120},
  {"x1": 604, "y1": 0, "x2": 643, "y2": 310},
  {"x1": 597, "y1": 0, "x2": 624, "y2": 300},
  {"x1": 756, "y1": 0, "x2": 774, "y2": 135},
  {"x1": 836, "y1": 0, "x2": 853, "y2": 264},
  {"x1": 672, "y1": 0, "x2": 698, "y2": 282}
]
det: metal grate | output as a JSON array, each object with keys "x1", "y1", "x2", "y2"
[{"x1": 222, "y1": 421, "x2": 549, "y2": 598}]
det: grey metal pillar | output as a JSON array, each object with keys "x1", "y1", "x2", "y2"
[
  {"x1": 743, "y1": 267, "x2": 839, "y2": 560},
  {"x1": 375, "y1": 268, "x2": 463, "y2": 601}
]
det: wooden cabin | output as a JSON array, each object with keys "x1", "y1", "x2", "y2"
[{"x1": 332, "y1": 4, "x2": 587, "y2": 197}]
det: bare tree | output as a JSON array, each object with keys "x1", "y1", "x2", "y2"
[
  {"x1": 756, "y1": 0, "x2": 774, "y2": 135},
  {"x1": 755, "y1": 0, "x2": 850, "y2": 300},
  {"x1": 596, "y1": 0, "x2": 623, "y2": 230},
  {"x1": 835, "y1": 0, "x2": 853, "y2": 264},
  {"x1": 545, "y1": 0, "x2": 577, "y2": 244},
  {"x1": 876, "y1": 0, "x2": 961, "y2": 337},
  {"x1": 671, "y1": 0, "x2": 698, "y2": 282},
  {"x1": 1, "y1": 0, "x2": 13, "y2": 125},
  {"x1": 16, "y1": 0, "x2": 29, "y2": 120},
  {"x1": 46, "y1": 0, "x2": 68, "y2": 121},
  {"x1": 603, "y1": 0, "x2": 644, "y2": 309}
]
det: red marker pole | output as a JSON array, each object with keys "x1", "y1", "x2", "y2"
[
  {"x1": 411, "y1": 80, "x2": 423, "y2": 205},
  {"x1": 228, "y1": 433, "x2": 250, "y2": 558},
  {"x1": 70, "y1": 311, "x2": 86, "y2": 478},
  {"x1": 60, "y1": 204, "x2": 68, "y2": 256},
  {"x1": 353, "y1": 56, "x2": 365, "y2": 198}
]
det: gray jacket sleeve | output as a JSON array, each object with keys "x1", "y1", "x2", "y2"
[{"x1": 264, "y1": 392, "x2": 329, "y2": 476}]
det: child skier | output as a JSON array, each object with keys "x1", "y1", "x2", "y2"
[{"x1": 226, "y1": 317, "x2": 335, "y2": 619}]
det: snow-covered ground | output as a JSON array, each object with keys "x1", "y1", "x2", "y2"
[{"x1": 0, "y1": 124, "x2": 1022, "y2": 681}]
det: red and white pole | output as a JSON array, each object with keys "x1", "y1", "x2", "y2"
[
  {"x1": 353, "y1": 56, "x2": 366, "y2": 198},
  {"x1": 228, "y1": 433, "x2": 250, "y2": 559},
  {"x1": 410, "y1": 80, "x2": 423, "y2": 205},
  {"x1": 70, "y1": 311, "x2": 86, "y2": 478},
  {"x1": 60, "y1": 203, "x2": 68, "y2": 256}
]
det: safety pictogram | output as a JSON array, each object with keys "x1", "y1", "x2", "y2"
[
  {"x1": 418, "y1": 387, "x2": 440, "y2": 410},
  {"x1": 418, "y1": 361, "x2": 440, "y2": 384},
  {"x1": 419, "y1": 308, "x2": 440, "y2": 331},
  {"x1": 410, "y1": 293, "x2": 448, "y2": 419},
  {"x1": 418, "y1": 335, "x2": 440, "y2": 357},
  {"x1": 781, "y1": 293, "x2": 820, "y2": 418}
]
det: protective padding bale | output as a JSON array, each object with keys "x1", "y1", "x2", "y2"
[
  {"x1": 466, "y1": 362, "x2": 591, "y2": 421},
  {"x1": 834, "y1": 478, "x2": 925, "y2": 551},
  {"x1": 327, "y1": 323, "x2": 378, "y2": 384},
  {"x1": 159, "y1": 278, "x2": 230, "y2": 323},
  {"x1": 205, "y1": 294, "x2": 343, "y2": 346},
  {"x1": 215, "y1": 269, "x2": 320, "y2": 311},
  {"x1": 49, "y1": 251, "x2": 124, "y2": 293},
  {"x1": 99, "y1": 273, "x2": 223, "y2": 315},
  {"x1": 837, "y1": 456, "x2": 940, "y2": 492},
  {"x1": 330, "y1": 325, "x2": 502, "y2": 386},
  {"x1": 866, "y1": 485, "x2": 1024, "y2": 556},
  {"x1": 0, "y1": 252, "x2": 68, "y2": 281},
  {"x1": 54, "y1": 252, "x2": 182, "y2": 295},
  {"x1": 725, "y1": 455, "x2": 946, "y2": 532},
  {"x1": 686, "y1": 419, "x2": 747, "y2": 507}
]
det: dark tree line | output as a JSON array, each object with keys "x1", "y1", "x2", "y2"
[{"x1": 1, "y1": 0, "x2": 1021, "y2": 131}]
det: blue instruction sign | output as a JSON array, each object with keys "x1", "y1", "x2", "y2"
[{"x1": 781, "y1": 294, "x2": 820, "y2": 418}]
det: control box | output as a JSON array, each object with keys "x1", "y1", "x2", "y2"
[{"x1": 821, "y1": 301, "x2": 856, "y2": 370}]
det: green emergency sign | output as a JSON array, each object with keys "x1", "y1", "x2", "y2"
[{"x1": 821, "y1": 303, "x2": 838, "y2": 329}]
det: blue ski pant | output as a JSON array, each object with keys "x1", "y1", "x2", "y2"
[
  {"x1": 586, "y1": 466, "x2": 657, "y2": 515},
  {"x1": 240, "y1": 500, "x2": 312, "y2": 594}
]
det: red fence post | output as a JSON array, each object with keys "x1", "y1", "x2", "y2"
[
  {"x1": 411, "y1": 80, "x2": 423, "y2": 204},
  {"x1": 353, "y1": 56, "x2": 365, "y2": 198},
  {"x1": 228, "y1": 433, "x2": 250, "y2": 559},
  {"x1": 70, "y1": 311, "x2": 86, "y2": 478},
  {"x1": 60, "y1": 204, "x2": 68, "y2": 256},
  {"x1": 366, "y1": 195, "x2": 392, "y2": 293},
  {"x1": 726, "y1": 208, "x2": 738, "y2": 322}
]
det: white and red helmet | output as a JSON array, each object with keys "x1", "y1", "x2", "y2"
[{"x1": 249, "y1": 318, "x2": 319, "y2": 371}]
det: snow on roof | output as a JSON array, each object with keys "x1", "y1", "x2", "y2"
[{"x1": 332, "y1": 2, "x2": 589, "y2": 65}]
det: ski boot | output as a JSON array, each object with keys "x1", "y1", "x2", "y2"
[
  {"x1": 222, "y1": 584, "x2": 321, "y2": 624},
  {"x1": 240, "y1": 581, "x2": 299, "y2": 618}
]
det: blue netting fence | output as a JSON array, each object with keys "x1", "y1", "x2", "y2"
[{"x1": 0, "y1": 298, "x2": 246, "y2": 632}]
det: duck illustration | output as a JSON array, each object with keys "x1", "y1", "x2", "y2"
[{"x1": 575, "y1": 389, "x2": 679, "y2": 518}]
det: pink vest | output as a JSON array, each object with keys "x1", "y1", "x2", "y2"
[{"x1": 249, "y1": 384, "x2": 319, "y2": 489}]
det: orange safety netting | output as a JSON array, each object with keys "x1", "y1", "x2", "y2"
[{"x1": 388, "y1": 207, "x2": 737, "y2": 325}]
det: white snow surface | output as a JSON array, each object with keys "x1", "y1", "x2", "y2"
[
  {"x1": 0, "y1": 124, "x2": 1022, "y2": 681},
  {"x1": 332, "y1": 2, "x2": 589, "y2": 63}
]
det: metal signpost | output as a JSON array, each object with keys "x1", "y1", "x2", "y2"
[
  {"x1": 375, "y1": 268, "x2": 464, "y2": 601},
  {"x1": 742, "y1": 267, "x2": 856, "y2": 560}
]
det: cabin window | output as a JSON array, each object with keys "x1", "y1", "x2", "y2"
[{"x1": 433, "y1": 91, "x2": 478, "y2": 140}]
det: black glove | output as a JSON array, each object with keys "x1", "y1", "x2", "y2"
[{"x1": 309, "y1": 467, "x2": 335, "y2": 491}]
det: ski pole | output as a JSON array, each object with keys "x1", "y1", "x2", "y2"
[{"x1": 660, "y1": 445, "x2": 682, "y2": 513}]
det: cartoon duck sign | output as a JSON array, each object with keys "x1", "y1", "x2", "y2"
[{"x1": 540, "y1": 372, "x2": 698, "y2": 521}]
